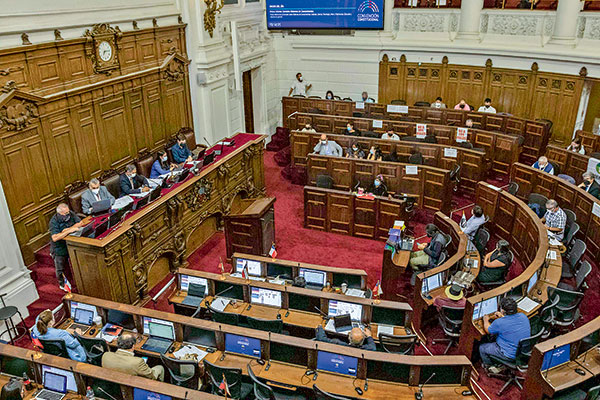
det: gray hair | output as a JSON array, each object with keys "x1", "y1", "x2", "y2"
[
  {"x1": 125, "y1": 164, "x2": 136, "y2": 173},
  {"x1": 546, "y1": 199, "x2": 558, "y2": 209},
  {"x1": 88, "y1": 178, "x2": 100, "y2": 187},
  {"x1": 56, "y1": 203, "x2": 69, "y2": 213},
  {"x1": 116, "y1": 333, "x2": 136, "y2": 350},
  {"x1": 583, "y1": 171, "x2": 594, "y2": 180},
  {"x1": 539, "y1": 156, "x2": 548, "y2": 163}
]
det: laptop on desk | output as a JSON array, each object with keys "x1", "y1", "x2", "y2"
[
  {"x1": 70, "y1": 223, "x2": 94, "y2": 238},
  {"x1": 67, "y1": 307, "x2": 94, "y2": 334},
  {"x1": 181, "y1": 283, "x2": 207, "y2": 307},
  {"x1": 35, "y1": 371, "x2": 67, "y2": 400},
  {"x1": 140, "y1": 317, "x2": 175, "y2": 354},
  {"x1": 91, "y1": 198, "x2": 111, "y2": 214},
  {"x1": 333, "y1": 314, "x2": 361, "y2": 333}
]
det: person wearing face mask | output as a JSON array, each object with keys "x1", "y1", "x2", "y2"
[
  {"x1": 301, "y1": 123, "x2": 316, "y2": 133},
  {"x1": 532, "y1": 156, "x2": 554, "y2": 175},
  {"x1": 478, "y1": 98, "x2": 496, "y2": 114},
  {"x1": 289, "y1": 72, "x2": 312, "y2": 97},
  {"x1": 150, "y1": 150, "x2": 177, "y2": 179},
  {"x1": 325, "y1": 90, "x2": 335, "y2": 100},
  {"x1": 368, "y1": 174, "x2": 388, "y2": 196},
  {"x1": 477, "y1": 240, "x2": 511, "y2": 284},
  {"x1": 48, "y1": 203, "x2": 85, "y2": 290},
  {"x1": 171, "y1": 134, "x2": 192, "y2": 164},
  {"x1": 454, "y1": 99, "x2": 471, "y2": 111},
  {"x1": 409, "y1": 224, "x2": 447, "y2": 271},
  {"x1": 344, "y1": 122, "x2": 360, "y2": 136},
  {"x1": 313, "y1": 134, "x2": 343, "y2": 157},
  {"x1": 81, "y1": 178, "x2": 116, "y2": 215},
  {"x1": 579, "y1": 172, "x2": 600, "y2": 199},
  {"x1": 120, "y1": 164, "x2": 150, "y2": 196},
  {"x1": 465, "y1": 118, "x2": 474, "y2": 128},
  {"x1": 346, "y1": 142, "x2": 366, "y2": 159},
  {"x1": 361, "y1": 91, "x2": 374, "y2": 103},
  {"x1": 381, "y1": 128, "x2": 400, "y2": 140},
  {"x1": 366, "y1": 145, "x2": 382, "y2": 161},
  {"x1": 566, "y1": 137, "x2": 585, "y2": 154},
  {"x1": 431, "y1": 97, "x2": 446, "y2": 109}
]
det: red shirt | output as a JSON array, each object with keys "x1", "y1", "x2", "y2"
[{"x1": 433, "y1": 296, "x2": 466, "y2": 310}]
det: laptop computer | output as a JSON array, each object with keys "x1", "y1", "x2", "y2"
[
  {"x1": 108, "y1": 203, "x2": 132, "y2": 229},
  {"x1": 203, "y1": 152, "x2": 216, "y2": 166},
  {"x1": 70, "y1": 223, "x2": 94, "y2": 238},
  {"x1": 140, "y1": 318, "x2": 175, "y2": 354},
  {"x1": 35, "y1": 371, "x2": 67, "y2": 400},
  {"x1": 148, "y1": 185, "x2": 162, "y2": 202},
  {"x1": 181, "y1": 283, "x2": 207, "y2": 307},
  {"x1": 91, "y1": 198, "x2": 112, "y2": 214},
  {"x1": 68, "y1": 307, "x2": 94, "y2": 333},
  {"x1": 173, "y1": 168, "x2": 190, "y2": 184},
  {"x1": 332, "y1": 314, "x2": 360, "y2": 333},
  {"x1": 92, "y1": 218, "x2": 109, "y2": 238},
  {"x1": 194, "y1": 147, "x2": 206, "y2": 161}
]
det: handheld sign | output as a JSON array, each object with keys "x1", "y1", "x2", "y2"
[
  {"x1": 444, "y1": 148, "x2": 458, "y2": 158},
  {"x1": 355, "y1": 102, "x2": 365, "y2": 110},
  {"x1": 416, "y1": 124, "x2": 427, "y2": 139},
  {"x1": 456, "y1": 127, "x2": 468, "y2": 143},
  {"x1": 406, "y1": 165, "x2": 418, "y2": 175},
  {"x1": 372, "y1": 120, "x2": 383, "y2": 128}
]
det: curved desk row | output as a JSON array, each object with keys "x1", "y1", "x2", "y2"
[
  {"x1": 458, "y1": 182, "x2": 563, "y2": 359},
  {"x1": 546, "y1": 144, "x2": 599, "y2": 181},
  {"x1": 291, "y1": 130, "x2": 486, "y2": 192},
  {"x1": 510, "y1": 162, "x2": 600, "y2": 262},
  {"x1": 282, "y1": 96, "x2": 550, "y2": 164},
  {"x1": 576, "y1": 129, "x2": 600, "y2": 154},
  {"x1": 60, "y1": 294, "x2": 476, "y2": 399},
  {"x1": 294, "y1": 112, "x2": 520, "y2": 176},
  {"x1": 306, "y1": 154, "x2": 453, "y2": 214}
]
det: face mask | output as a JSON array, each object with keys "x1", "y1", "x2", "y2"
[
  {"x1": 459, "y1": 104, "x2": 465, "y2": 109},
  {"x1": 321, "y1": 140, "x2": 327, "y2": 145},
  {"x1": 129, "y1": 173, "x2": 136, "y2": 179},
  {"x1": 305, "y1": 126, "x2": 311, "y2": 130},
  {"x1": 327, "y1": 95, "x2": 332, "y2": 99},
  {"x1": 298, "y1": 77, "x2": 303, "y2": 82},
  {"x1": 162, "y1": 156, "x2": 168, "y2": 162},
  {"x1": 485, "y1": 105, "x2": 490, "y2": 108},
  {"x1": 374, "y1": 180, "x2": 381, "y2": 187},
  {"x1": 352, "y1": 147, "x2": 358, "y2": 152},
  {"x1": 91, "y1": 188, "x2": 100, "y2": 195},
  {"x1": 179, "y1": 142, "x2": 185, "y2": 147},
  {"x1": 347, "y1": 127, "x2": 352, "y2": 131},
  {"x1": 585, "y1": 180, "x2": 592, "y2": 186},
  {"x1": 370, "y1": 149, "x2": 375, "y2": 154},
  {"x1": 58, "y1": 213, "x2": 70, "y2": 222}
]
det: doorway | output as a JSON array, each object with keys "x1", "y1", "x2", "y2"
[{"x1": 242, "y1": 70, "x2": 254, "y2": 133}]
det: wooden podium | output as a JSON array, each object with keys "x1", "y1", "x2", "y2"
[
  {"x1": 380, "y1": 248, "x2": 411, "y2": 300},
  {"x1": 224, "y1": 197, "x2": 276, "y2": 259}
]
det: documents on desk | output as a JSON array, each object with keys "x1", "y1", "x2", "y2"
[
  {"x1": 173, "y1": 345, "x2": 208, "y2": 361},
  {"x1": 130, "y1": 192, "x2": 151, "y2": 198},
  {"x1": 345, "y1": 288, "x2": 366, "y2": 298},
  {"x1": 230, "y1": 272, "x2": 265, "y2": 282},
  {"x1": 549, "y1": 238, "x2": 561, "y2": 247},
  {"x1": 210, "y1": 297, "x2": 231, "y2": 312},
  {"x1": 324, "y1": 319, "x2": 336, "y2": 333},
  {"x1": 546, "y1": 249, "x2": 557, "y2": 261},
  {"x1": 517, "y1": 297, "x2": 539, "y2": 313},
  {"x1": 268, "y1": 277, "x2": 286, "y2": 285},
  {"x1": 449, "y1": 271, "x2": 475, "y2": 288},
  {"x1": 377, "y1": 324, "x2": 395, "y2": 335},
  {"x1": 147, "y1": 178, "x2": 163, "y2": 188},
  {"x1": 112, "y1": 196, "x2": 134, "y2": 210}
]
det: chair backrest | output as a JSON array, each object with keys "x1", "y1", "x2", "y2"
[
  {"x1": 408, "y1": 152, "x2": 423, "y2": 165},
  {"x1": 557, "y1": 174, "x2": 576, "y2": 185},
  {"x1": 64, "y1": 181, "x2": 88, "y2": 216},
  {"x1": 414, "y1": 101, "x2": 431, "y2": 107},
  {"x1": 590, "y1": 152, "x2": 600, "y2": 159},
  {"x1": 74, "y1": 333, "x2": 109, "y2": 365},
  {"x1": 449, "y1": 164, "x2": 460, "y2": 181},
  {"x1": 313, "y1": 384, "x2": 352, "y2": 400},
  {"x1": 247, "y1": 363, "x2": 275, "y2": 400},
  {"x1": 316, "y1": 174, "x2": 334, "y2": 189},
  {"x1": 439, "y1": 306, "x2": 464, "y2": 336},
  {"x1": 507, "y1": 181, "x2": 519, "y2": 196},
  {"x1": 458, "y1": 141, "x2": 473, "y2": 149},
  {"x1": 515, "y1": 329, "x2": 545, "y2": 367},
  {"x1": 378, "y1": 333, "x2": 417, "y2": 355},
  {"x1": 575, "y1": 261, "x2": 592, "y2": 291},
  {"x1": 391, "y1": 99, "x2": 406, "y2": 105},
  {"x1": 563, "y1": 208, "x2": 577, "y2": 224},
  {"x1": 474, "y1": 227, "x2": 490, "y2": 255},
  {"x1": 247, "y1": 316, "x2": 283, "y2": 334},
  {"x1": 210, "y1": 307, "x2": 240, "y2": 326},
  {"x1": 39, "y1": 339, "x2": 69, "y2": 359},
  {"x1": 549, "y1": 161, "x2": 560, "y2": 175},
  {"x1": 564, "y1": 222, "x2": 580, "y2": 248},
  {"x1": 528, "y1": 193, "x2": 549, "y2": 208},
  {"x1": 343, "y1": 97, "x2": 353, "y2": 101},
  {"x1": 203, "y1": 359, "x2": 244, "y2": 399},
  {"x1": 134, "y1": 152, "x2": 155, "y2": 179},
  {"x1": 160, "y1": 354, "x2": 200, "y2": 390},
  {"x1": 99, "y1": 170, "x2": 121, "y2": 199},
  {"x1": 164, "y1": 136, "x2": 179, "y2": 164},
  {"x1": 567, "y1": 239, "x2": 586, "y2": 269},
  {"x1": 585, "y1": 384, "x2": 600, "y2": 400},
  {"x1": 548, "y1": 286, "x2": 585, "y2": 311},
  {"x1": 437, "y1": 251, "x2": 447, "y2": 266},
  {"x1": 308, "y1": 95, "x2": 322, "y2": 99}
]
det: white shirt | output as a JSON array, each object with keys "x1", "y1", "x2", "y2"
[
  {"x1": 566, "y1": 144, "x2": 585, "y2": 154},
  {"x1": 478, "y1": 105, "x2": 497, "y2": 114},
  {"x1": 291, "y1": 80, "x2": 309, "y2": 96},
  {"x1": 381, "y1": 133, "x2": 400, "y2": 140}
]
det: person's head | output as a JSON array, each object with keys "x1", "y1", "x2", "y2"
[
  {"x1": 458, "y1": 99, "x2": 467, "y2": 108},
  {"x1": 472, "y1": 205, "x2": 483, "y2": 218},
  {"x1": 583, "y1": 171, "x2": 595, "y2": 186},
  {"x1": 55, "y1": 203, "x2": 71, "y2": 221},
  {"x1": 348, "y1": 327, "x2": 366, "y2": 347},
  {"x1": 177, "y1": 134, "x2": 186, "y2": 147},
  {"x1": 296, "y1": 72, "x2": 303, "y2": 82},
  {"x1": 0, "y1": 377, "x2": 24, "y2": 400},
  {"x1": 374, "y1": 174, "x2": 384, "y2": 187},
  {"x1": 36, "y1": 309, "x2": 55, "y2": 336},
  {"x1": 386, "y1": 128, "x2": 394, "y2": 135},
  {"x1": 347, "y1": 122, "x2": 353, "y2": 131},
  {"x1": 500, "y1": 297, "x2": 518, "y2": 315},
  {"x1": 351, "y1": 142, "x2": 360, "y2": 152},
  {"x1": 545, "y1": 199, "x2": 559, "y2": 212},
  {"x1": 484, "y1": 98, "x2": 492, "y2": 107},
  {"x1": 465, "y1": 118, "x2": 473, "y2": 128},
  {"x1": 319, "y1": 134, "x2": 328, "y2": 144},
  {"x1": 126, "y1": 164, "x2": 137, "y2": 178},
  {"x1": 88, "y1": 178, "x2": 100, "y2": 193},
  {"x1": 425, "y1": 224, "x2": 439, "y2": 238},
  {"x1": 157, "y1": 150, "x2": 168, "y2": 163},
  {"x1": 305, "y1": 123, "x2": 312, "y2": 130},
  {"x1": 326, "y1": 90, "x2": 334, "y2": 100},
  {"x1": 571, "y1": 137, "x2": 581, "y2": 149},
  {"x1": 117, "y1": 333, "x2": 137, "y2": 350},
  {"x1": 445, "y1": 284, "x2": 464, "y2": 302},
  {"x1": 538, "y1": 156, "x2": 548, "y2": 168},
  {"x1": 496, "y1": 239, "x2": 510, "y2": 254},
  {"x1": 361, "y1": 91, "x2": 368, "y2": 101},
  {"x1": 435, "y1": 96, "x2": 443, "y2": 104}
]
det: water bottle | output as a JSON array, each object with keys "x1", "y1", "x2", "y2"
[
  {"x1": 22, "y1": 372, "x2": 33, "y2": 391},
  {"x1": 85, "y1": 386, "x2": 95, "y2": 399}
]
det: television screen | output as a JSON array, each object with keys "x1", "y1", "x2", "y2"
[{"x1": 266, "y1": 0, "x2": 384, "y2": 30}]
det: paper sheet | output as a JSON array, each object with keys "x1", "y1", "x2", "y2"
[
  {"x1": 324, "y1": 319, "x2": 336, "y2": 332},
  {"x1": 173, "y1": 345, "x2": 208, "y2": 361},
  {"x1": 518, "y1": 297, "x2": 539, "y2": 313},
  {"x1": 210, "y1": 297, "x2": 231, "y2": 312},
  {"x1": 345, "y1": 288, "x2": 366, "y2": 298},
  {"x1": 112, "y1": 196, "x2": 134, "y2": 210},
  {"x1": 377, "y1": 324, "x2": 395, "y2": 335}
]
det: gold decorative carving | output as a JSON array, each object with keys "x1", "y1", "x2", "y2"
[
  {"x1": 153, "y1": 18, "x2": 159, "y2": 28},
  {"x1": 132, "y1": 20, "x2": 139, "y2": 30},
  {"x1": 178, "y1": 15, "x2": 184, "y2": 24},
  {"x1": 21, "y1": 33, "x2": 31, "y2": 45},
  {"x1": 0, "y1": 99, "x2": 39, "y2": 131},
  {"x1": 204, "y1": 0, "x2": 224, "y2": 38},
  {"x1": 163, "y1": 61, "x2": 185, "y2": 82},
  {"x1": 54, "y1": 29, "x2": 63, "y2": 41},
  {"x1": 0, "y1": 67, "x2": 23, "y2": 77},
  {"x1": 183, "y1": 178, "x2": 213, "y2": 212},
  {"x1": 1, "y1": 80, "x2": 17, "y2": 93},
  {"x1": 84, "y1": 23, "x2": 122, "y2": 75}
]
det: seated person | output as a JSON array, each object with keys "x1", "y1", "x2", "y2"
[
  {"x1": 477, "y1": 240, "x2": 511, "y2": 284},
  {"x1": 381, "y1": 128, "x2": 400, "y2": 140},
  {"x1": 120, "y1": 164, "x2": 150, "y2": 196},
  {"x1": 465, "y1": 118, "x2": 474, "y2": 128},
  {"x1": 81, "y1": 178, "x2": 115, "y2": 215},
  {"x1": 366, "y1": 145, "x2": 383, "y2": 161},
  {"x1": 171, "y1": 134, "x2": 192, "y2": 164},
  {"x1": 478, "y1": 98, "x2": 496, "y2": 114},
  {"x1": 431, "y1": 97, "x2": 446, "y2": 109},
  {"x1": 315, "y1": 325, "x2": 376, "y2": 351},
  {"x1": 325, "y1": 90, "x2": 335, "y2": 100},
  {"x1": 409, "y1": 224, "x2": 446, "y2": 271},
  {"x1": 368, "y1": 175, "x2": 388, "y2": 197},
  {"x1": 461, "y1": 205, "x2": 485, "y2": 240},
  {"x1": 579, "y1": 171, "x2": 600, "y2": 199},
  {"x1": 32, "y1": 310, "x2": 86, "y2": 362},
  {"x1": 346, "y1": 142, "x2": 366, "y2": 159},
  {"x1": 150, "y1": 150, "x2": 176, "y2": 179},
  {"x1": 566, "y1": 137, "x2": 585, "y2": 154},
  {"x1": 344, "y1": 122, "x2": 360, "y2": 136},
  {"x1": 384, "y1": 151, "x2": 400, "y2": 163},
  {"x1": 423, "y1": 133, "x2": 437, "y2": 144},
  {"x1": 301, "y1": 123, "x2": 316, "y2": 133},
  {"x1": 542, "y1": 199, "x2": 567, "y2": 242},
  {"x1": 532, "y1": 156, "x2": 554, "y2": 175},
  {"x1": 480, "y1": 298, "x2": 530, "y2": 373},
  {"x1": 361, "y1": 91, "x2": 374, "y2": 103},
  {"x1": 313, "y1": 134, "x2": 343, "y2": 157},
  {"x1": 454, "y1": 99, "x2": 471, "y2": 111},
  {"x1": 102, "y1": 333, "x2": 165, "y2": 381},
  {"x1": 434, "y1": 284, "x2": 466, "y2": 311}
]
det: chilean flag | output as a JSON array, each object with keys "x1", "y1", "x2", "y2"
[
  {"x1": 268, "y1": 243, "x2": 277, "y2": 259},
  {"x1": 31, "y1": 330, "x2": 43, "y2": 349},
  {"x1": 241, "y1": 263, "x2": 249, "y2": 280},
  {"x1": 373, "y1": 280, "x2": 383, "y2": 297},
  {"x1": 63, "y1": 278, "x2": 72, "y2": 293},
  {"x1": 459, "y1": 211, "x2": 467, "y2": 230},
  {"x1": 219, "y1": 373, "x2": 230, "y2": 397}
]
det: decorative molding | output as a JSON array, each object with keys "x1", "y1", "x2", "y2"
[
  {"x1": 403, "y1": 14, "x2": 446, "y2": 32},
  {"x1": 487, "y1": 15, "x2": 539, "y2": 36},
  {"x1": 0, "y1": 67, "x2": 23, "y2": 77},
  {"x1": 132, "y1": 20, "x2": 139, "y2": 30},
  {"x1": 0, "y1": 99, "x2": 39, "y2": 131},
  {"x1": 183, "y1": 178, "x2": 213, "y2": 212},
  {"x1": 21, "y1": 33, "x2": 31, "y2": 45},
  {"x1": 204, "y1": 0, "x2": 224, "y2": 38}
]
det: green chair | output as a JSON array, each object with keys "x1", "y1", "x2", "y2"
[
  {"x1": 378, "y1": 333, "x2": 418, "y2": 355},
  {"x1": 203, "y1": 359, "x2": 252, "y2": 400},
  {"x1": 247, "y1": 316, "x2": 283, "y2": 334},
  {"x1": 38, "y1": 339, "x2": 69, "y2": 359},
  {"x1": 209, "y1": 306, "x2": 240, "y2": 326},
  {"x1": 91, "y1": 379, "x2": 122, "y2": 399},
  {"x1": 247, "y1": 362, "x2": 304, "y2": 400}
]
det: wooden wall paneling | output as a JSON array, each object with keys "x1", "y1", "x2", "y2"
[
  {"x1": 476, "y1": 183, "x2": 499, "y2": 221},
  {"x1": 26, "y1": 45, "x2": 63, "y2": 93},
  {"x1": 332, "y1": 158, "x2": 353, "y2": 189},
  {"x1": 143, "y1": 81, "x2": 167, "y2": 149},
  {"x1": 423, "y1": 169, "x2": 451, "y2": 214},
  {"x1": 97, "y1": 95, "x2": 135, "y2": 168},
  {"x1": 70, "y1": 104, "x2": 103, "y2": 179},
  {"x1": 127, "y1": 88, "x2": 149, "y2": 154},
  {"x1": 377, "y1": 199, "x2": 403, "y2": 239},
  {"x1": 304, "y1": 187, "x2": 327, "y2": 230},
  {"x1": 510, "y1": 164, "x2": 534, "y2": 202},
  {"x1": 306, "y1": 156, "x2": 327, "y2": 186},
  {"x1": 586, "y1": 212, "x2": 600, "y2": 257},
  {"x1": 533, "y1": 172, "x2": 557, "y2": 200},
  {"x1": 511, "y1": 205, "x2": 530, "y2": 261},
  {"x1": 353, "y1": 160, "x2": 374, "y2": 190},
  {"x1": 354, "y1": 197, "x2": 376, "y2": 238},
  {"x1": 495, "y1": 194, "x2": 517, "y2": 242},
  {"x1": 488, "y1": 68, "x2": 531, "y2": 120},
  {"x1": 327, "y1": 192, "x2": 353, "y2": 235}
]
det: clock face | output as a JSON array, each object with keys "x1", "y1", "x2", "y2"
[{"x1": 98, "y1": 41, "x2": 113, "y2": 62}]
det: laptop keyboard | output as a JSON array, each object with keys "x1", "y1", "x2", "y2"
[
  {"x1": 141, "y1": 337, "x2": 172, "y2": 353},
  {"x1": 181, "y1": 295, "x2": 202, "y2": 307},
  {"x1": 35, "y1": 389, "x2": 65, "y2": 400}
]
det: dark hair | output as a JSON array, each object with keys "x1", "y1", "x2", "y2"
[
  {"x1": 496, "y1": 239, "x2": 510, "y2": 254},
  {"x1": 177, "y1": 133, "x2": 186, "y2": 142},
  {"x1": 296, "y1": 72, "x2": 302, "y2": 78},
  {"x1": 36, "y1": 310, "x2": 53, "y2": 336},
  {"x1": 425, "y1": 224, "x2": 439, "y2": 237},
  {"x1": 326, "y1": 90, "x2": 334, "y2": 98},
  {"x1": 472, "y1": 205, "x2": 483, "y2": 218},
  {"x1": 351, "y1": 141, "x2": 362, "y2": 150},
  {"x1": 293, "y1": 276, "x2": 306, "y2": 288},
  {"x1": 484, "y1": 98, "x2": 492, "y2": 103},
  {"x1": 572, "y1": 137, "x2": 581, "y2": 145},
  {"x1": 0, "y1": 378, "x2": 23, "y2": 400},
  {"x1": 157, "y1": 150, "x2": 168, "y2": 168},
  {"x1": 436, "y1": 96, "x2": 442, "y2": 101},
  {"x1": 501, "y1": 297, "x2": 518, "y2": 315},
  {"x1": 347, "y1": 122, "x2": 353, "y2": 127},
  {"x1": 117, "y1": 334, "x2": 136, "y2": 350}
]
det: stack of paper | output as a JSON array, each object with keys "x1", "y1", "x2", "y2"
[{"x1": 174, "y1": 345, "x2": 208, "y2": 361}]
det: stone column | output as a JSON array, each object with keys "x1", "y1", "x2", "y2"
[
  {"x1": 549, "y1": 0, "x2": 582, "y2": 46},
  {"x1": 456, "y1": 0, "x2": 484, "y2": 40},
  {"x1": 384, "y1": 0, "x2": 395, "y2": 32}
]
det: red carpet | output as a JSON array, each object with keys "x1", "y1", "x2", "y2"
[{"x1": 19, "y1": 149, "x2": 599, "y2": 400}]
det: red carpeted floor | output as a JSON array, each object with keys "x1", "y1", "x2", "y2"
[{"x1": 20, "y1": 149, "x2": 599, "y2": 400}]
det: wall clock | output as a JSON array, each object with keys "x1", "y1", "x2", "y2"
[{"x1": 84, "y1": 23, "x2": 122, "y2": 75}]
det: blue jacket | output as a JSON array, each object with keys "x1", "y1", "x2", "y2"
[
  {"x1": 150, "y1": 159, "x2": 170, "y2": 179},
  {"x1": 171, "y1": 143, "x2": 191, "y2": 163},
  {"x1": 32, "y1": 317, "x2": 86, "y2": 362},
  {"x1": 532, "y1": 161, "x2": 554, "y2": 175}
]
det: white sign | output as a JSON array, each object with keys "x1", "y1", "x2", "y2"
[
  {"x1": 405, "y1": 165, "x2": 418, "y2": 175},
  {"x1": 444, "y1": 148, "x2": 458, "y2": 158},
  {"x1": 407, "y1": 0, "x2": 418, "y2": 6},
  {"x1": 355, "y1": 102, "x2": 365, "y2": 110},
  {"x1": 456, "y1": 127, "x2": 468, "y2": 143},
  {"x1": 586, "y1": 157, "x2": 600, "y2": 184},
  {"x1": 387, "y1": 105, "x2": 409, "y2": 114},
  {"x1": 372, "y1": 119, "x2": 383, "y2": 128},
  {"x1": 416, "y1": 124, "x2": 427, "y2": 139},
  {"x1": 593, "y1": 202, "x2": 600, "y2": 218},
  {"x1": 436, "y1": 0, "x2": 447, "y2": 5}
]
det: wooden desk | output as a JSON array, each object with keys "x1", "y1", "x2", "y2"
[
  {"x1": 546, "y1": 144, "x2": 598, "y2": 180},
  {"x1": 224, "y1": 197, "x2": 275, "y2": 259},
  {"x1": 282, "y1": 96, "x2": 550, "y2": 165},
  {"x1": 306, "y1": 154, "x2": 453, "y2": 214},
  {"x1": 291, "y1": 130, "x2": 487, "y2": 192},
  {"x1": 510, "y1": 162, "x2": 600, "y2": 262},
  {"x1": 64, "y1": 133, "x2": 266, "y2": 305},
  {"x1": 381, "y1": 249, "x2": 411, "y2": 301},
  {"x1": 304, "y1": 185, "x2": 412, "y2": 240}
]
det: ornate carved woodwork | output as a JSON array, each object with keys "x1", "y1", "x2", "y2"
[
  {"x1": 204, "y1": 0, "x2": 224, "y2": 38},
  {"x1": 84, "y1": 23, "x2": 122, "y2": 75}
]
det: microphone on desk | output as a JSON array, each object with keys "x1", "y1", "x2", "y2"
[
  {"x1": 215, "y1": 285, "x2": 235, "y2": 298},
  {"x1": 415, "y1": 372, "x2": 435, "y2": 400},
  {"x1": 29, "y1": 354, "x2": 40, "y2": 389},
  {"x1": 265, "y1": 332, "x2": 272, "y2": 371},
  {"x1": 353, "y1": 180, "x2": 361, "y2": 191},
  {"x1": 184, "y1": 391, "x2": 188, "y2": 399},
  {"x1": 314, "y1": 306, "x2": 328, "y2": 319},
  {"x1": 287, "y1": 111, "x2": 298, "y2": 119},
  {"x1": 362, "y1": 354, "x2": 368, "y2": 392},
  {"x1": 219, "y1": 325, "x2": 226, "y2": 361},
  {"x1": 98, "y1": 387, "x2": 119, "y2": 400}
]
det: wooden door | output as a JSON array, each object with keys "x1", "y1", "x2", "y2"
[{"x1": 243, "y1": 70, "x2": 254, "y2": 133}]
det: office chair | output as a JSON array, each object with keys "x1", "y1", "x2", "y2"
[
  {"x1": 292, "y1": 94, "x2": 306, "y2": 98},
  {"x1": 342, "y1": 97, "x2": 353, "y2": 101},
  {"x1": 364, "y1": 288, "x2": 373, "y2": 299},
  {"x1": 74, "y1": 333, "x2": 109, "y2": 366},
  {"x1": 247, "y1": 316, "x2": 284, "y2": 334},
  {"x1": 160, "y1": 354, "x2": 201, "y2": 390},
  {"x1": 408, "y1": 152, "x2": 423, "y2": 165},
  {"x1": 515, "y1": 134, "x2": 525, "y2": 146},
  {"x1": 414, "y1": 101, "x2": 431, "y2": 107},
  {"x1": 549, "y1": 161, "x2": 560, "y2": 175},
  {"x1": 474, "y1": 227, "x2": 490, "y2": 256},
  {"x1": 442, "y1": 233, "x2": 452, "y2": 249},
  {"x1": 563, "y1": 208, "x2": 577, "y2": 224},
  {"x1": 506, "y1": 181, "x2": 519, "y2": 196},
  {"x1": 313, "y1": 384, "x2": 353, "y2": 400},
  {"x1": 390, "y1": 99, "x2": 406, "y2": 105},
  {"x1": 558, "y1": 261, "x2": 592, "y2": 292},
  {"x1": 458, "y1": 141, "x2": 473, "y2": 149},
  {"x1": 477, "y1": 250, "x2": 513, "y2": 291},
  {"x1": 561, "y1": 239, "x2": 586, "y2": 279},
  {"x1": 333, "y1": 96, "x2": 342, "y2": 100},
  {"x1": 432, "y1": 306, "x2": 464, "y2": 354},
  {"x1": 209, "y1": 305, "x2": 240, "y2": 326},
  {"x1": 203, "y1": 359, "x2": 253, "y2": 400},
  {"x1": 436, "y1": 251, "x2": 448, "y2": 267},
  {"x1": 558, "y1": 174, "x2": 576, "y2": 185},
  {"x1": 449, "y1": 164, "x2": 461, "y2": 192},
  {"x1": 247, "y1": 363, "x2": 304, "y2": 400},
  {"x1": 563, "y1": 222, "x2": 580, "y2": 251},
  {"x1": 488, "y1": 329, "x2": 544, "y2": 396},
  {"x1": 308, "y1": 95, "x2": 322, "y2": 99},
  {"x1": 529, "y1": 295, "x2": 559, "y2": 339},
  {"x1": 378, "y1": 333, "x2": 418, "y2": 355},
  {"x1": 547, "y1": 286, "x2": 585, "y2": 331},
  {"x1": 38, "y1": 339, "x2": 69, "y2": 359},
  {"x1": 527, "y1": 193, "x2": 548, "y2": 212},
  {"x1": 316, "y1": 174, "x2": 334, "y2": 189}
]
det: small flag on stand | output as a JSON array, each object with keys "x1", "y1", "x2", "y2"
[
  {"x1": 373, "y1": 280, "x2": 383, "y2": 297},
  {"x1": 459, "y1": 211, "x2": 467, "y2": 230},
  {"x1": 219, "y1": 257, "x2": 225, "y2": 274},
  {"x1": 31, "y1": 330, "x2": 43, "y2": 349},
  {"x1": 63, "y1": 277, "x2": 72, "y2": 293},
  {"x1": 269, "y1": 243, "x2": 278, "y2": 259},
  {"x1": 241, "y1": 262, "x2": 249, "y2": 280},
  {"x1": 219, "y1": 373, "x2": 230, "y2": 398}
]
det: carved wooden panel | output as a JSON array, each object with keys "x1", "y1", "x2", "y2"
[
  {"x1": 327, "y1": 193, "x2": 353, "y2": 235},
  {"x1": 304, "y1": 187, "x2": 327, "y2": 230}
]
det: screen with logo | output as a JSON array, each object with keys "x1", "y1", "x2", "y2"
[
  {"x1": 266, "y1": 0, "x2": 384, "y2": 30},
  {"x1": 225, "y1": 334, "x2": 262, "y2": 358},
  {"x1": 250, "y1": 287, "x2": 282, "y2": 307},
  {"x1": 133, "y1": 388, "x2": 172, "y2": 400},
  {"x1": 541, "y1": 343, "x2": 571, "y2": 370},
  {"x1": 235, "y1": 258, "x2": 262, "y2": 276},
  {"x1": 179, "y1": 275, "x2": 209, "y2": 292},
  {"x1": 317, "y1": 351, "x2": 358, "y2": 376},
  {"x1": 328, "y1": 300, "x2": 363, "y2": 321}
]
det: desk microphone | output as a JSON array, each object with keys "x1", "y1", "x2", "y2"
[
  {"x1": 314, "y1": 306, "x2": 328, "y2": 319},
  {"x1": 29, "y1": 354, "x2": 40, "y2": 390},
  {"x1": 362, "y1": 354, "x2": 368, "y2": 392},
  {"x1": 265, "y1": 332, "x2": 272, "y2": 371},
  {"x1": 287, "y1": 111, "x2": 298, "y2": 119},
  {"x1": 184, "y1": 391, "x2": 188, "y2": 399},
  {"x1": 353, "y1": 180, "x2": 361, "y2": 191},
  {"x1": 219, "y1": 324, "x2": 226, "y2": 361},
  {"x1": 415, "y1": 372, "x2": 435, "y2": 400},
  {"x1": 98, "y1": 387, "x2": 119, "y2": 400},
  {"x1": 215, "y1": 285, "x2": 235, "y2": 298}
]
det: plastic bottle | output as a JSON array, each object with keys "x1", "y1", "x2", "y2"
[{"x1": 85, "y1": 386, "x2": 95, "y2": 399}]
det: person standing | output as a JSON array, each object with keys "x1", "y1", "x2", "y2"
[
  {"x1": 49, "y1": 203, "x2": 84, "y2": 291},
  {"x1": 289, "y1": 72, "x2": 312, "y2": 97}
]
